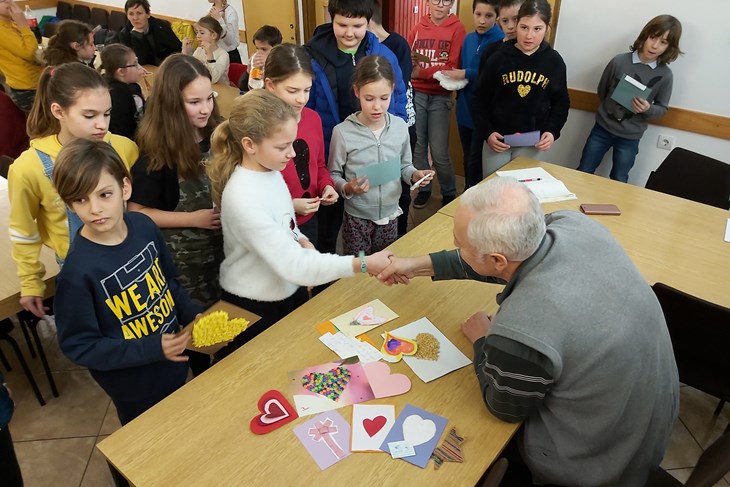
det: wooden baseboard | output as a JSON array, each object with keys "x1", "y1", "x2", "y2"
[{"x1": 568, "y1": 88, "x2": 730, "y2": 141}]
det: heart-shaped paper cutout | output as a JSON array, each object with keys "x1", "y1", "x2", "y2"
[
  {"x1": 302, "y1": 366, "x2": 351, "y2": 401},
  {"x1": 402, "y1": 414, "x2": 436, "y2": 447},
  {"x1": 352, "y1": 306, "x2": 387, "y2": 326},
  {"x1": 362, "y1": 361, "x2": 411, "y2": 398},
  {"x1": 363, "y1": 416, "x2": 387, "y2": 437},
  {"x1": 259, "y1": 398, "x2": 289, "y2": 424},
  {"x1": 380, "y1": 332, "x2": 418, "y2": 362},
  {"x1": 413, "y1": 333, "x2": 440, "y2": 361},
  {"x1": 250, "y1": 390, "x2": 298, "y2": 434},
  {"x1": 517, "y1": 84, "x2": 531, "y2": 97}
]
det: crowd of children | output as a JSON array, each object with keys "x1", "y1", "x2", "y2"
[{"x1": 0, "y1": 0, "x2": 685, "y2": 484}]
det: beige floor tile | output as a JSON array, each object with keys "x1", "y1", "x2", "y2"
[
  {"x1": 80, "y1": 436, "x2": 115, "y2": 487},
  {"x1": 660, "y1": 418, "x2": 704, "y2": 469},
  {"x1": 667, "y1": 468, "x2": 730, "y2": 486},
  {"x1": 9, "y1": 369, "x2": 111, "y2": 441},
  {"x1": 99, "y1": 401, "x2": 122, "y2": 436},
  {"x1": 14, "y1": 436, "x2": 95, "y2": 487},
  {"x1": 679, "y1": 386, "x2": 729, "y2": 449}
]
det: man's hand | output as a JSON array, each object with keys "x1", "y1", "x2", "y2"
[
  {"x1": 365, "y1": 250, "x2": 394, "y2": 276},
  {"x1": 461, "y1": 311, "x2": 492, "y2": 344},
  {"x1": 319, "y1": 185, "x2": 338, "y2": 205},
  {"x1": 376, "y1": 255, "x2": 432, "y2": 286},
  {"x1": 162, "y1": 331, "x2": 190, "y2": 362},
  {"x1": 20, "y1": 296, "x2": 47, "y2": 319}
]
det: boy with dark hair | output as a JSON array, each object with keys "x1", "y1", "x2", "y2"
[
  {"x1": 239, "y1": 24, "x2": 283, "y2": 92},
  {"x1": 53, "y1": 139, "x2": 199, "y2": 427},
  {"x1": 305, "y1": 0, "x2": 407, "y2": 254},
  {"x1": 117, "y1": 0, "x2": 182, "y2": 66},
  {"x1": 408, "y1": 0, "x2": 466, "y2": 209}
]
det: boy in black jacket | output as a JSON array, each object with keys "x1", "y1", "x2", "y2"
[
  {"x1": 117, "y1": 0, "x2": 181, "y2": 66},
  {"x1": 52, "y1": 139, "x2": 198, "y2": 427}
]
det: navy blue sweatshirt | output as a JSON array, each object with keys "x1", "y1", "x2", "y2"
[
  {"x1": 55, "y1": 212, "x2": 200, "y2": 412},
  {"x1": 472, "y1": 40, "x2": 570, "y2": 140}
]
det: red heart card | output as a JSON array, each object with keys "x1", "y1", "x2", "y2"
[
  {"x1": 363, "y1": 415, "x2": 387, "y2": 437},
  {"x1": 250, "y1": 390, "x2": 298, "y2": 434}
]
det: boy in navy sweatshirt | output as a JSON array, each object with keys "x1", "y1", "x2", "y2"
[{"x1": 52, "y1": 139, "x2": 199, "y2": 427}]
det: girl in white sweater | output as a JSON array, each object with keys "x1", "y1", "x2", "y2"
[
  {"x1": 182, "y1": 16, "x2": 230, "y2": 86},
  {"x1": 207, "y1": 90, "x2": 393, "y2": 348}
]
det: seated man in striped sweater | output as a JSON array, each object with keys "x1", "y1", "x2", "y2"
[{"x1": 377, "y1": 177, "x2": 679, "y2": 487}]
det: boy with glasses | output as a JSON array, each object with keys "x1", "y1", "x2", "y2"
[{"x1": 408, "y1": 0, "x2": 466, "y2": 208}]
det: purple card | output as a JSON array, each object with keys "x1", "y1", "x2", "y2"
[
  {"x1": 380, "y1": 404, "x2": 448, "y2": 468},
  {"x1": 503, "y1": 130, "x2": 540, "y2": 147},
  {"x1": 294, "y1": 411, "x2": 352, "y2": 470}
]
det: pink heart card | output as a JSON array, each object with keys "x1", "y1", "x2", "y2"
[
  {"x1": 351, "y1": 404, "x2": 395, "y2": 452},
  {"x1": 249, "y1": 390, "x2": 298, "y2": 435},
  {"x1": 362, "y1": 361, "x2": 411, "y2": 398}
]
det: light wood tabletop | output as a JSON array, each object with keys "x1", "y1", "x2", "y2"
[
  {"x1": 441, "y1": 158, "x2": 730, "y2": 308},
  {"x1": 141, "y1": 64, "x2": 241, "y2": 119},
  {"x1": 97, "y1": 211, "x2": 520, "y2": 486},
  {"x1": 0, "y1": 177, "x2": 59, "y2": 321}
]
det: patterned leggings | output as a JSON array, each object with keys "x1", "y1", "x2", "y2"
[{"x1": 342, "y1": 212, "x2": 398, "y2": 256}]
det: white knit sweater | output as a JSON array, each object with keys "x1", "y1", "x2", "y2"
[{"x1": 219, "y1": 166, "x2": 355, "y2": 301}]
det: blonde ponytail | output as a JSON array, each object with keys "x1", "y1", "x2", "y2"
[{"x1": 208, "y1": 120, "x2": 242, "y2": 208}]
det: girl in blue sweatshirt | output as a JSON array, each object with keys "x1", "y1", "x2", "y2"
[{"x1": 443, "y1": 0, "x2": 503, "y2": 188}]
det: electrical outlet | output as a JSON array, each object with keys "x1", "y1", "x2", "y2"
[
  {"x1": 657, "y1": 134, "x2": 675, "y2": 151},
  {"x1": 414, "y1": 5, "x2": 419, "y2": 13}
]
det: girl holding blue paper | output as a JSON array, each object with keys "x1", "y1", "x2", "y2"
[
  {"x1": 577, "y1": 15, "x2": 683, "y2": 183},
  {"x1": 471, "y1": 0, "x2": 569, "y2": 175},
  {"x1": 328, "y1": 55, "x2": 433, "y2": 256}
]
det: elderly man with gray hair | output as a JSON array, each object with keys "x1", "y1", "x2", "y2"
[{"x1": 378, "y1": 177, "x2": 678, "y2": 487}]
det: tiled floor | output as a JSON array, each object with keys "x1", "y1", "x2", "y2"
[{"x1": 3, "y1": 176, "x2": 729, "y2": 486}]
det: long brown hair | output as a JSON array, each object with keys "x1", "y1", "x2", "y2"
[
  {"x1": 99, "y1": 43, "x2": 135, "y2": 82},
  {"x1": 207, "y1": 90, "x2": 295, "y2": 207},
  {"x1": 264, "y1": 43, "x2": 314, "y2": 83},
  {"x1": 27, "y1": 63, "x2": 108, "y2": 139},
  {"x1": 44, "y1": 19, "x2": 94, "y2": 66},
  {"x1": 137, "y1": 54, "x2": 222, "y2": 180}
]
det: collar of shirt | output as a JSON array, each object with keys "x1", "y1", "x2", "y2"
[{"x1": 632, "y1": 50, "x2": 657, "y2": 69}]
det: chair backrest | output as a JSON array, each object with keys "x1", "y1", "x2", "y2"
[
  {"x1": 90, "y1": 7, "x2": 109, "y2": 29},
  {"x1": 108, "y1": 10, "x2": 127, "y2": 33},
  {"x1": 651, "y1": 283, "x2": 730, "y2": 402},
  {"x1": 645, "y1": 147, "x2": 730, "y2": 210},
  {"x1": 71, "y1": 4, "x2": 91, "y2": 24},
  {"x1": 228, "y1": 63, "x2": 247, "y2": 88},
  {"x1": 56, "y1": 1, "x2": 72, "y2": 20},
  {"x1": 0, "y1": 156, "x2": 14, "y2": 179}
]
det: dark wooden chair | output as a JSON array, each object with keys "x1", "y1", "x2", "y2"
[
  {"x1": 0, "y1": 319, "x2": 47, "y2": 406},
  {"x1": 645, "y1": 147, "x2": 730, "y2": 210},
  {"x1": 56, "y1": 1, "x2": 72, "y2": 20},
  {"x1": 71, "y1": 4, "x2": 91, "y2": 24},
  {"x1": 108, "y1": 10, "x2": 127, "y2": 34},
  {"x1": 90, "y1": 7, "x2": 109, "y2": 29}
]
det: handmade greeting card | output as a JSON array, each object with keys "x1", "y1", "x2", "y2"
[
  {"x1": 249, "y1": 390, "x2": 298, "y2": 435},
  {"x1": 330, "y1": 299, "x2": 398, "y2": 337},
  {"x1": 387, "y1": 318, "x2": 471, "y2": 383},
  {"x1": 318, "y1": 331, "x2": 383, "y2": 363},
  {"x1": 361, "y1": 361, "x2": 411, "y2": 398},
  {"x1": 380, "y1": 404, "x2": 448, "y2": 468},
  {"x1": 288, "y1": 358, "x2": 375, "y2": 416},
  {"x1": 350, "y1": 404, "x2": 396, "y2": 452},
  {"x1": 294, "y1": 411, "x2": 352, "y2": 470}
]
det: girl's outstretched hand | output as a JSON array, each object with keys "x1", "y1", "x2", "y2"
[
  {"x1": 293, "y1": 197, "x2": 321, "y2": 216},
  {"x1": 320, "y1": 185, "x2": 339, "y2": 205},
  {"x1": 345, "y1": 176, "x2": 369, "y2": 196}
]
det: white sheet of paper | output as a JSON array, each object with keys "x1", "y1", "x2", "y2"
[
  {"x1": 387, "y1": 318, "x2": 472, "y2": 383},
  {"x1": 351, "y1": 404, "x2": 396, "y2": 452},
  {"x1": 319, "y1": 332, "x2": 383, "y2": 363},
  {"x1": 496, "y1": 167, "x2": 557, "y2": 182},
  {"x1": 496, "y1": 167, "x2": 576, "y2": 203},
  {"x1": 725, "y1": 219, "x2": 730, "y2": 243}
]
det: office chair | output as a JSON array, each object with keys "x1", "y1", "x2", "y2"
[
  {"x1": 645, "y1": 147, "x2": 730, "y2": 210},
  {"x1": 652, "y1": 283, "x2": 730, "y2": 417}
]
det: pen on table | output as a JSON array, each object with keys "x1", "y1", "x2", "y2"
[{"x1": 519, "y1": 178, "x2": 542, "y2": 183}]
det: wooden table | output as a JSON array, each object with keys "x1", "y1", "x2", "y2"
[
  {"x1": 141, "y1": 65, "x2": 241, "y2": 119},
  {"x1": 0, "y1": 177, "x2": 60, "y2": 321},
  {"x1": 441, "y1": 158, "x2": 730, "y2": 308},
  {"x1": 97, "y1": 212, "x2": 519, "y2": 486}
]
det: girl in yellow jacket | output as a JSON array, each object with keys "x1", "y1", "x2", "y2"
[
  {"x1": 8, "y1": 63, "x2": 138, "y2": 317},
  {"x1": 0, "y1": 0, "x2": 43, "y2": 112}
]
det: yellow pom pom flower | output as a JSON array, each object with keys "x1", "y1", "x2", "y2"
[{"x1": 192, "y1": 311, "x2": 250, "y2": 347}]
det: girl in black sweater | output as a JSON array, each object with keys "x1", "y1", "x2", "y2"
[{"x1": 99, "y1": 43, "x2": 146, "y2": 139}]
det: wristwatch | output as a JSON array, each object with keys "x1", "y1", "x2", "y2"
[{"x1": 358, "y1": 250, "x2": 367, "y2": 273}]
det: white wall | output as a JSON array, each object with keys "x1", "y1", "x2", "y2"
[{"x1": 545, "y1": 0, "x2": 730, "y2": 186}]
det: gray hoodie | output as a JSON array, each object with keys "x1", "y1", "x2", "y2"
[{"x1": 328, "y1": 113, "x2": 416, "y2": 222}]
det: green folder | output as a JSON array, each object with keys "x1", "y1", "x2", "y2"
[
  {"x1": 356, "y1": 156, "x2": 401, "y2": 187},
  {"x1": 610, "y1": 74, "x2": 653, "y2": 113}
]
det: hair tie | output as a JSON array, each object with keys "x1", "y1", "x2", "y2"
[{"x1": 49, "y1": 67, "x2": 55, "y2": 77}]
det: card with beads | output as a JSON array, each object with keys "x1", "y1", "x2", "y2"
[
  {"x1": 288, "y1": 357, "x2": 375, "y2": 417},
  {"x1": 386, "y1": 318, "x2": 471, "y2": 383}
]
